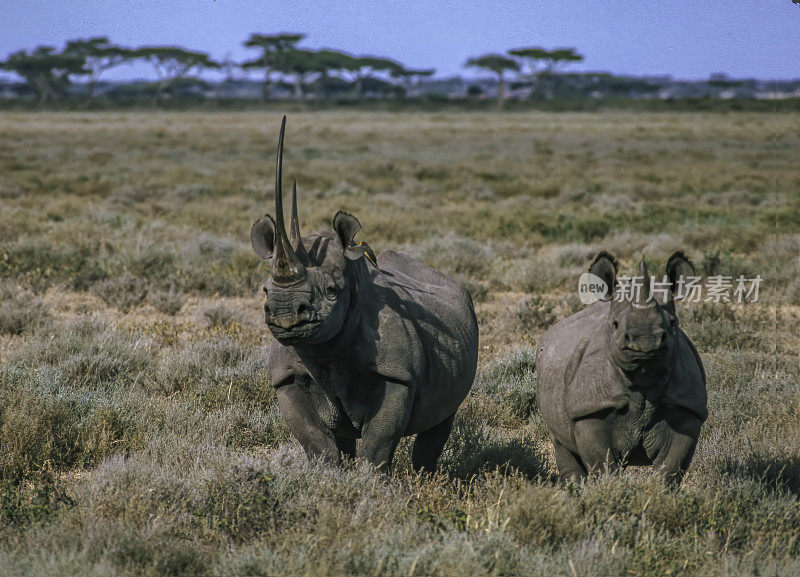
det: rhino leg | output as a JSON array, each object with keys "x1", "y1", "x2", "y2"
[
  {"x1": 412, "y1": 413, "x2": 456, "y2": 472},
  {"x1": 276, "y1": 381, "x2": 340, "y2": 465},
  {"x1": 552, "y1": 437, "x2": 587, "y2": 481},
  {"x1": 654, "y1": 407, "x2": 702, "y2": 486},
  {"x1": 574, "y1": 414, "x2": 617, "y2": 474},
  {"x1": 357, "y1": 381, "x2": 413, "y2": 471}
]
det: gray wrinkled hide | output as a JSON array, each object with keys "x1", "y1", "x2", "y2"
[
  {"x1": 251, "y1": 117, "x2": 478, "y2": 471},
  {"x1": 536, "y1": 251, "x2": 707, "y2": 484}
]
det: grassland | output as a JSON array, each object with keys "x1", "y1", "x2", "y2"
[{"x1": 0, "y1": 110, "x2": 798, "y2": 576}]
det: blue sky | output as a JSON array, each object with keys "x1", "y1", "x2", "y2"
[{"x1": 2, "y1": 0, "x2": 799, "y2": 81}]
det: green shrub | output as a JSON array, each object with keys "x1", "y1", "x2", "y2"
[
  {"x1": 154, "y1": 336, "x2": 272, "y2": 408},
  {"x1": 0, "y1": 474, "x2": 73, "y2": 528},
  {"x1": 681, "y1": 302, "x2": 766, "y2": 351},
  {"x1": 0, "y1": 282, "x2": 50, "y2": 335},
  {"x1": 505, "y1": 485, "x2": 581, "y2": 547},
  {"x1": 0, "y1": 386, "x2": 142, "y2": 480},
  {"x1": 9, "y1": 315, "x2": 156, "y2": 389},
  {"x1": 148, "y1": 286, "x2": 185, "y2": 315},
  {"x1": 473, "y1": 347, "x2": 538, "y2": 422},
  {"x1": 201, "y1": 302, "x2": 246, "y2": 329},
  {"x1": 91, "y1": 272, "x2": 150, "y2": 313}
]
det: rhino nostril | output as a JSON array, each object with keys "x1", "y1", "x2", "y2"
[{"x1": 295, "y1": 302, "x2": 309, "y2": 317}]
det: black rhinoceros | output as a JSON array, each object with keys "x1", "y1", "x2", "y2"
[
  {"x1": 536, "y1": 250, "x2": 707, "y2": 484},
  {"x1": 250, "y1": 117, "x2": 479, "y2": 471}
]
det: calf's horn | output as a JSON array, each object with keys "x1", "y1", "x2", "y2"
[{"x1": 635, "y1": 257, "x2": 651, "y2": 306}]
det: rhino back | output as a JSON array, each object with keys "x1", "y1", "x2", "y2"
[{"x1": 373, "y1": 250, "x2": 479, "y2": 431}]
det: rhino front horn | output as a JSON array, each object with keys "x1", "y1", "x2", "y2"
[{"x1": 272, "y1": 116, "x2": 307, "y2": 286}]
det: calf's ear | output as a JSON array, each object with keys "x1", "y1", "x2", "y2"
[
  {"x1": 333, "y1": 211, "x2": 362, "y2": 253},
  {"x1": 666, "y1": 250, "x2": 695, "y2": 299},
  {"x1": 251, "y1": 215, "x2": 276, "y2": 260},
  {"x1": 589, "y1": 249, "x2": 618, "y2": 301}
]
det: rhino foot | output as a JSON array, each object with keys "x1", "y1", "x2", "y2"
[{"x1": 552, "y1": 437, "x2": 588, "y2": 481}]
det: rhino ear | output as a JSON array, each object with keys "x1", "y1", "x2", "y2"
[
  {"x1": 589, "y1": 250, "x2": 618, "y2": 301},
  {"x1": 251, "y1": 215, "x2": 276, "y2": 260},
  {"x1": 666, "y1": 250, "x2": 695, "y2": 300},
  {"x1": 333, "y1": 211, "x2": 362, "y2": 252}
]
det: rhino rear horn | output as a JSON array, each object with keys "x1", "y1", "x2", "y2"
[
  {"x1": 289, "y1": 180, "x2": 310, "y2": 263},
  {"x1": 589, "y1": 250, "x2": 617, "y2": 301}
]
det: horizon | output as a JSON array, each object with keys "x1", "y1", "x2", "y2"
[{"x1": 2, "y1": 1, "x2": 800, "y2": 83}]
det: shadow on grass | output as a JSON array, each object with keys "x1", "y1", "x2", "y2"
[
  {"x1": 722, "y1": 453, "x2": 800, "y2": 495},
  {"x1": 444, "y1": 435, "x2": 555, "y2": 482}
]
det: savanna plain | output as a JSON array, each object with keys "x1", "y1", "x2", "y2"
[{"x1": 0, "y1": 109, "x2": 798, "y2": 576}]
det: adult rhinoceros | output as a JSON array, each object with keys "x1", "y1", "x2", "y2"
[
  {"x1": 250, "y1": 117, "x2": 479, "y2": 471},
  {"x1": 536, "y1": 250, "x2": 707, "y2": 485}
]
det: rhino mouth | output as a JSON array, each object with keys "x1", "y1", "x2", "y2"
[
  {"x1": 623, "y1": 332, "x2": 668, "y2": 354},
  {"x1": 268, "y1": 318, "x2": 322, "y2": 341},
  {"x1": 624, "y1": 342, "x2": 662, "y2": 354}
]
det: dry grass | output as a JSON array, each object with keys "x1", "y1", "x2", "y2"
[{"x1": 0, "y1": 110, "x2": 798, "y2": 576}]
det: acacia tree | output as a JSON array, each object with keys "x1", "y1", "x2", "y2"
[
  {"x1": 312, "y1": 49, "x2": 358, "y2": 100},
  {"x1": 242, "y1": 33, "x2": 304, "y2": 101},
  {"x1": 390, "y1": 67, "x2": 435, "y2": 98},
  {"x1": 132, "y1": 46, "x2": 218, "y2": 105},
  {"x1": 508, "y1": 47, "x2": 583, "y2": 99},
  {"x1": 351, "y1": 56, "x2": 404, "y2": 98},
  {"x1": 465, "y1": 54, "x2": 519, "y2": 107},
  {"x1": 0, "y1": 46, "x2": 85, "y2": 104},
  {"x1": 279, "y1": 48, "x2": 330, "y2": 98},
  {"x1": 213, "y1": 52, "x2": 240, "y2": 102},
  {"x1": 64, "y1": 37, "x2": 131, "y2": 103}
]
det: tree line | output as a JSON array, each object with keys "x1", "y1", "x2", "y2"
[
  {"x1": 0, "y1": 33, "x2": 582, "y2": 106},
  {"x1": 467, "y1": 48, "x2": 582, "y2": 105}
]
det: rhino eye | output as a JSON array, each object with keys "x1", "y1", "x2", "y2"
[
  {"x1": 325, "y1": 285, "x2": 337, "y2": 300},
  {"x1": 612, "y1": 320, "x2": 619, "y2": 329}
]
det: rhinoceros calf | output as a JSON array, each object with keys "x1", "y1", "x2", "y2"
[
  {"x1": 536, "y1": 251, "x2": 707, "y2": 484},
  {"x1": 250, "y1": 117, "x2": 479, "y2": 471}
]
